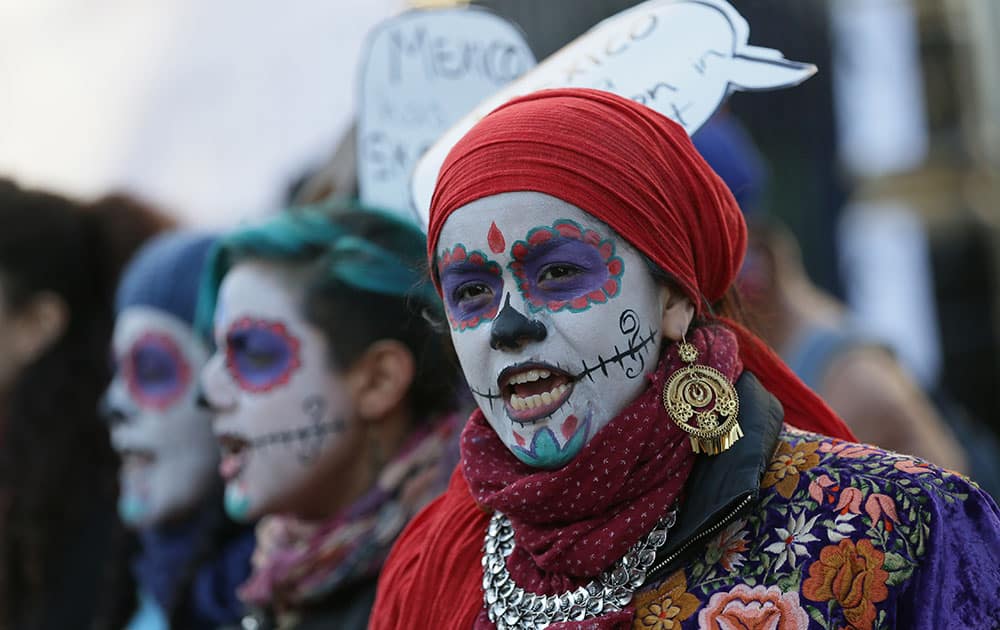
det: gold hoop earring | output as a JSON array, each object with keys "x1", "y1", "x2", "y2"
[{"x1": 662, "y1": 335, "x2": 742, "y2": 455}]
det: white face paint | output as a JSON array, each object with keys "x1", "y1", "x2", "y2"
[
  {"x1": 107, "y1": 307, "x2": 217, "y2": 527},
  {"x1": 200, "y1": 261, "x2": 354, "y2": 522},
  {"x1": 437, "y1": 192, "x2": 665, "y2": 468}
]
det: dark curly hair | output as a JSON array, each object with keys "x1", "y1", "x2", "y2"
[{"x1": 0, "y1": 180, "x2": 172, "y2": 629}]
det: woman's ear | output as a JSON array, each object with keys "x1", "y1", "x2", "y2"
[
  {"x1": 12, "y1": 292, "x2": 69, "y2": 365},
  {"x1": 658, "y1": 285, "x2": 695, "y2": 342},
  {"x1": 345, "y1": 339, "x2": 416, "y2": 425}
]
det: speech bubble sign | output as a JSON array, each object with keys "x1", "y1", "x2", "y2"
[
  {"x1": 357, "y1": 7, "x2": 536, "y2": 217},
  {"x1": 411, "y1": 0, "x2": 816, "y2": 227}
]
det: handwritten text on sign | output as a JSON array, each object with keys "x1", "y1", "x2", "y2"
[
  {"x1": 357, "y1": 8, "x2": 535, "y2": 216},
  {"x1": 411, "y1": 0, "x2": 816, "y2": 226}
]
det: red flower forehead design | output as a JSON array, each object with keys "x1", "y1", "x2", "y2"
[{"x1": 509, "y1": 219, "x2": 624, "y2": 313}]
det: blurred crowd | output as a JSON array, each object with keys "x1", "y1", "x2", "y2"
[{"x1": 1, "y1": 1, "x2": 998, "y2": 629}]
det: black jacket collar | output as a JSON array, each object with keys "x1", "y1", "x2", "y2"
[{"x1": 650, "y1": 372, "x2": 784, "y2": 577}]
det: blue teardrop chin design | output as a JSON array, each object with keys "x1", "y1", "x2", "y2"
[
  {"x1": 512, "y1": 412, "x2": 592, "y2": 469},
  {"x1": 224, "y1": 483, "x2": 252, "y2": 522},
  {"x1": 118, "y1": 493, "x2": 148, "y2": 525}
]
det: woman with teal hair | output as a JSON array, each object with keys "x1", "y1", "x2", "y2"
[{"x1": 197, "y1": 204, "x2": 461, "y2": 629}]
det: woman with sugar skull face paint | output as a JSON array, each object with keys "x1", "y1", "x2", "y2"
[
  {"x1": 102, "y1": 232, "x2": 255, "y2": 630},
  {"x1": 371, "y1": 90, "x2": 1000, "y2": 630},
  {"x1": 197, "y1": 205, "x2": 461, "y2": 629}
]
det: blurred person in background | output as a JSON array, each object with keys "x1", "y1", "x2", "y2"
[
  {"x1": 0, "y1": 180, "x2": 171, "y2": 630},
  {"x1": 100, "y1": 232, "x2": 255, "y2": 629},
  {"x1": 692, "y1": 113, "x2": 979, "y2": 477},
  {"x1": 692, "y1": 112, "x2": 1000, "y2": 499},
  {"x1": 197, "y1": 204, "x2": 462, "y2": 629}
]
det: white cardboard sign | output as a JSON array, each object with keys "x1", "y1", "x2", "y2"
[
  {"x1": 411, "y1": 0, "x2": 816, "y2": 227},
  {"x1": 357, "y1": 8, "x2": 536, "y2": 217}
]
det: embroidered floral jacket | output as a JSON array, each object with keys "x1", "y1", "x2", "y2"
[{"x1": 629, "y1": 376, "x2": 1000, "y2": 630}]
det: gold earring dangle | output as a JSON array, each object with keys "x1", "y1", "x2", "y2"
[{"x1": 662, "y1": 334, "x2": 742, "y2": 455}]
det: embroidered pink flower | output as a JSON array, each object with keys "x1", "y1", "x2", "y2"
[
  {"x1": 893, "y1": 459, "x2": 933, "y2": 475},
  {"x1": 705, "y1": 520, "x2": 750, "y2": 573},
  {"x1": 808, "y1": 474, "x2": 838, "y2": 504},
  {"x1": 835, "y1": 486, "x2": 864, "y2": 516},
  {"x1": 698, "y1": 584, "x2": 809, "y2": 630},
  {"x1": 818, "y1": 441, "x2": 880, "y2": 459},
  {"x1": 864, "y1": 493, "x2": 899, "y2": 532}
]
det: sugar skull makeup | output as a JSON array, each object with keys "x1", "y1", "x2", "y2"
[
  {"x1": 105, "y1": 307, "x2": 217, "y2": 527},
  {"x1": 437, "y1": 192, "x2": 666, "y2": 468},
  {"x1": 200, "y1": 261, "x2": 352, "y2": 522}
]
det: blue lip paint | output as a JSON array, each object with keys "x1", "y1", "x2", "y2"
[
  {"x1": 224, "y1": 483, "x2": 252, "y2": 522},
  {"x1": 118, "y1": 493, "x2": 148, "y2": 525}
]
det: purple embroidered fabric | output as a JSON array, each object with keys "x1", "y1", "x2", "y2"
[{"x1": 632, "y1": 427, "x2": 1000, "y2": 630}]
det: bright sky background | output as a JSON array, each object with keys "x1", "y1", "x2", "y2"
[{"x1": 0, "y1": 0, "x2": 402, "y2": 225}]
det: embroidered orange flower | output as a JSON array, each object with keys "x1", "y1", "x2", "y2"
[
  {"x1": 893, "y1": 459, "x2": 932, "y2": 475},
  {"x1": 818, "y1": 441, "x2": 880, "y2": 459},
  {"x1": 762, "y1": 441, "x2": 820, "y2": 499},
  {"x1": 705, "y1": 519, "x2": 750, "y2": 573},
  {"x1": 802, "y1": 539, "x2": 889, "y2": 630},
  {"x1": 698, "y1": 584, "x2": 809, "y2": 629},
  {"x1": 632, "y1": 570, "x2": 699, "y2": 630}
]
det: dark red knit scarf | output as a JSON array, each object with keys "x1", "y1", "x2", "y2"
[{"x1": 462, "y1": 325, "x2": 742, "y2": 629}]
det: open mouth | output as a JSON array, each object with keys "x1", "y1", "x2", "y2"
[
  {"x1": 120, "y1": 448, "x2": 156, "y2": 470},
  {"x1": 216, "y1": 432, "x2": 250, "y2": 481},
  {"x1": 499, "y1": 363, "x2": 575, "y2": 424}
]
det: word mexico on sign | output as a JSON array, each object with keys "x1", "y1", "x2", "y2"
[
  {"x1": 411, "y1": 0, "x2": 816, "y2": 226},
  {"x1": 357, "y1": 7, "x2": 536, "y2": 217}
]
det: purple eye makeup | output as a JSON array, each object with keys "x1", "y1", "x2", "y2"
[
  {"x1": 124, "y1": 333, "x2": 192, "y2": 410},
  {"x1": 438, "y1": 245, "x2": 503, "y2": 331},
  {"x1": 225, "y1": 317, "x2": 302, "y2": 393},
  {"x1": 509, "y1": 219, "x2": 624, "y2": 313}
]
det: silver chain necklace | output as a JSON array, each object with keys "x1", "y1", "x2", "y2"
[{"x1": 481, "y1": 506, "x2": 678, "y2": 630}]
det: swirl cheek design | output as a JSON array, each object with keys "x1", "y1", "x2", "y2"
[{"x1": 225, "y1": 318, "x2": 302, "y2": 394}]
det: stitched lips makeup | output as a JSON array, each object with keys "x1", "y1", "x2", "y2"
[{"x1": 499, "y1": 362, "x2": 574, "y2": 424}]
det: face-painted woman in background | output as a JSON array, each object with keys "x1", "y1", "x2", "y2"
[
  {"x1": 198, "y1": 205, "x2": 460, "y2": 630},
  {"x1": 370, "y1": 89, "x2": 1000, "y2": 630},
  {"x1": 102, "y1": 232, "x2": 254, "y2": 630}
]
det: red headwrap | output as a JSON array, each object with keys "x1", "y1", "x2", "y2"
[{"x1": 426, "y1": 87, "x2": 854, "y2": 441}]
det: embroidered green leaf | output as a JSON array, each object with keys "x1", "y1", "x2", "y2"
[
  {"x1": 806, "y1": 605, "x2": 830, "y2": 629},
  {"x1": 886, "y1": 565, "x2": 914, "y2": 587},
  {"x1": 777, "y1": 566, "x2": 801, "y2": 592},
  {"x1": 883, "y1": 552, "x2": 907, "y2": 571}
]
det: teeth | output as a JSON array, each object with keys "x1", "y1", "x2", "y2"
[
  {"x1": 508, "y1": 382, "x2": 572, "y2": 413},
  {"x1": 507, "y1": 369, "x2": 552, "y2": 386}
]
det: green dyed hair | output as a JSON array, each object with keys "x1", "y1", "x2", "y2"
[{"x1": 196, "y1": 203, "x2": 440, "y2": 341}]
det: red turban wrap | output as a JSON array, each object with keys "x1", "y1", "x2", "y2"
[{"x1": 427, "y1": 88, "x2": 854, "y2": 441}]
